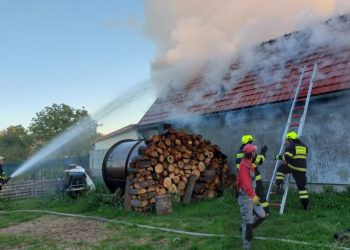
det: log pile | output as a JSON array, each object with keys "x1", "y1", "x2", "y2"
[
  {"x1": 126, "y1": 128, "x2": 232, "y2": 212},
  {"x1": 128, "y1": 160, "x2": 157, "y2": 212}
]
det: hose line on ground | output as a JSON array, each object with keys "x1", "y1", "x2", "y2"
[{"x1": 0, "y1": 210, "x2": 348, "y2": 250}]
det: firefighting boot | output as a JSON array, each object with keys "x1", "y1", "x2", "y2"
[
  {"x1": 334, "y1": 230, "x2": 350, "y2": 241},
  {"x1": 302, "y1": 200, "x2": 310, "y2": 210}
]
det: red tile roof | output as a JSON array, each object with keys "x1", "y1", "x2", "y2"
[
  {"x1": 92, "y1": 124, "x2": 136, "y2": 143},
  {"x1": 139, "y1": 45, "x2": 350, "y2": 126}
]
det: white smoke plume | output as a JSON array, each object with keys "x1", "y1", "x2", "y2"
[{"x1": 144, "y1": 0, "x2": 350, "y2": 99}]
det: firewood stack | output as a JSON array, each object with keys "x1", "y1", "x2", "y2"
[
  {"x1": 126, "y1": 128, "x2": 232, "y2": 212},
  {"x1": 128, "y1": 159, "x2": 157, "y2": 212}
]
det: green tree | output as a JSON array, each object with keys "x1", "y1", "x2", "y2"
[
  {"x1": 28, "y1": 103, "x2": 100, "y2": 157},
  {"x1": 0, "y1": 125, "x2": 34, "y2": 162}
]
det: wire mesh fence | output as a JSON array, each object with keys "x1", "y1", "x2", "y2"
[{"x1": 0, "y1": 179, "x2": 58, "y2": 199}]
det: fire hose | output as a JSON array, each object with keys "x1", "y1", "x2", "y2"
[
  {"x1": 0, "y1": 210, "x2": 349, "y2": 249},
  {"x1": 0, "y1": 177, "x2": 11, "y2": 189},
  {"x1": 3, "y1": 177, "x2": 11, "y2": 184}
]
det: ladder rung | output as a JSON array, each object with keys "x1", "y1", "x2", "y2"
[
  {"x1": 299, "y1": 83, "x2": 309, "y2": 88},
  {"x1": 267, "y1": 63, "x2": 317, "y2": 215},
  {"x1": 289, "y1": 123, "x2": 299, "y2": 127},
  {"x1": 269, "y1": 203, "x2": 281, "y2": 206}
]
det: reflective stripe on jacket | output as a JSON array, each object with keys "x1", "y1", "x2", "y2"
[
  {"x1": 236, "y1": 150, "x2": 265, "y2": 168},
  {"x1": 235, "y1": 146, "x2": 265, "y2": 181},
  {"x1": 280, "y1": 140, "x2": 308, "y2": 172},
  {"x1": 0, "y1": 166, "x2": 5, "y2": 183}
]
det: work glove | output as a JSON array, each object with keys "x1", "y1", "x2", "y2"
[
  {"x1": 275, "y1": 154, "x2": 281, "y2": 160},
  {"x1": 252, "y1": 195, "x2": 260, "y2": 205},
  {"x1": 260, "y1": 145, "x2": 268, "y2": 154}
]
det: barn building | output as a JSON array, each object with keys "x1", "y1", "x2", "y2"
[{"x1": 135, "y1": 17, "x2": 350, "y2": 191}]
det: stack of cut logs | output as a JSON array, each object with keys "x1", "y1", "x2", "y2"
[{"x1": 126, "y1": 128, "x2": 233, "y2": 212}]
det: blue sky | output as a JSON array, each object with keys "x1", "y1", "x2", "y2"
[{"x1": 0, "y1": 0, "x2": 155, "y2": 134}]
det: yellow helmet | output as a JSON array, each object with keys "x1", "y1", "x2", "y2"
[
  {"x1": 286, "y1": 131, "x2": 298, "y2": 140},
  {"x1": 242, "y1": 135, "x2": 254, "y2": 144}
]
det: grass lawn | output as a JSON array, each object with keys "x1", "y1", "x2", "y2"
[{"x1": 0, "y1": 187, "x2": 349, "y2": 249}]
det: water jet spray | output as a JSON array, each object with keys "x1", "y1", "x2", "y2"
[{"x1": 11, "y1": 81, "x2": 154, "y2": 179}]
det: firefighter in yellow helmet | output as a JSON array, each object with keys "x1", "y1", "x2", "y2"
[
  {"x1": 0, "y1": 156, "x2": 5, "y2": 190},
  {"x1": 235, "y1": 135, "x2": 270, "y2": 216},
  {"x1": 275, "y1": 131, "x2": 309, "y2": 210}
]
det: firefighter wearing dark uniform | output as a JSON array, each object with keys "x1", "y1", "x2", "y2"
[
  {"x1": 0, "y1": 156, "x2": 5, "y2": 190},
  {"x1": 236, "y1": 135, "x2": 270, "y2": 216},
  {"x1": 275, "y1": 131, "x2": 309, "y2": 210}
]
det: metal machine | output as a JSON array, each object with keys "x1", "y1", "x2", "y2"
[
  {"x1": 102, "y1": 139, "x2": 145, "y2": 193},
  {"x1": 57, "y1": 165, "x2": 95, "y2": 198}
]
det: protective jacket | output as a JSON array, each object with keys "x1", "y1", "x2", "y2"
[
  {"x1": 276, "y1": 139, "x2": 309, "y2": 210},
  {"x1": 0, "y1": 165, "x2": 5, "y2": 184},
  {"x1": 278, "y1": 139, "x2": 307, "y2": 172}
]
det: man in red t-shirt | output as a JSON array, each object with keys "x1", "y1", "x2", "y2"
[{"x1": 237, "y1": 144, "x2": 266, "y2": 249}]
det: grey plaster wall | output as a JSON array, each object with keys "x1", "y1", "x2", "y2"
[
  {"x1": 138, "y1": 89, "x2": 350, "y2": 187},
  {"x1": 89, "y1": 149, "x2": 107, "y2": 177}
]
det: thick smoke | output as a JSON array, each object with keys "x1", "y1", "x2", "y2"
[
  {"x1": 143, "y1": 1, "x2": 350, "y2": 185},
  {"x1": 144, "y1": 0, "x2": 350, "y2": 99}
]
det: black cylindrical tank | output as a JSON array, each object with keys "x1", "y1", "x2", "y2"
[{"x1": 102, "y1": 139, "x2": 145, "y2": 193}]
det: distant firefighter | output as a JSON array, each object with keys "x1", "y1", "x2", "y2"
[{"x1": 0, "y1": 156, "x2": 5, "y2": 190}]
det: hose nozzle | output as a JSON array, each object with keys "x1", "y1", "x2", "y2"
[{"x1": 3, "y1": 177, "x2": 11, "y2": 184}]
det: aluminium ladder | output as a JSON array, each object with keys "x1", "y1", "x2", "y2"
[{"x1": 266, "y1": 63, "x2": 318, "y2": 215}]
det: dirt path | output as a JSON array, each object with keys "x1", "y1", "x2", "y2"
[
  {"x1": 0, "y1": 215, "x2": 121, "y2": 248},
  {"x1": 1, "y1": 210, "x2": 347, "y2": 250}
]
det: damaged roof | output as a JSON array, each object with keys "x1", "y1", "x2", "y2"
[
  {"x1": 92, "y1": 124, "x2": 136, "y2": 143},
  {"x1": 139, "y1": 25, "x2": 350, "y2": 126}
]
